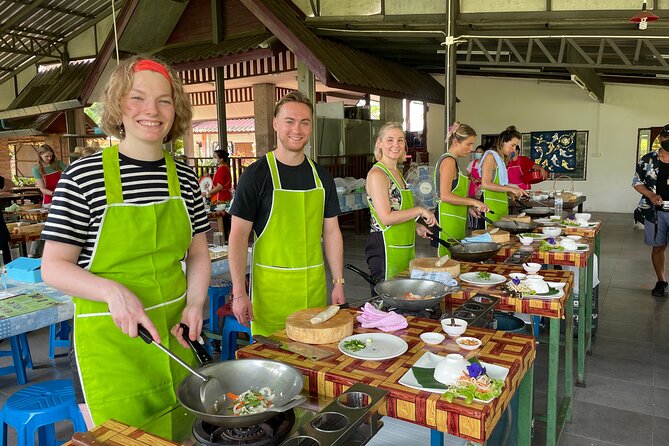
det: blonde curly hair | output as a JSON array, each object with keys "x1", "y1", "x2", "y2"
[{"x1": 101, "y1": 55, "x2": 192, "y2": 143}]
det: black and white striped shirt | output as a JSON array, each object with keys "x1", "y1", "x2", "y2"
[{"x1": 41, "y1": 151, "x2": 210, "y2": 268}]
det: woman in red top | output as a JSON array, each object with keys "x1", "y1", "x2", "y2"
[
  {"x1": 507, "y1": 148, "x2": 548, "y2": 191},
  {"x1": 205, "y1": 149, "x2": 232, "y2": 203}
]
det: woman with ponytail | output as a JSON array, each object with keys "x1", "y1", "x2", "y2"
[
  {"x1": 434, "y1": 122, "x2": 489, "y2": 256},
  {"x1": 479, "y1": 126, "x2": 529, "y2": 222}
]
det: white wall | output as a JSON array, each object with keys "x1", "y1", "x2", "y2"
[{"x1": 426, "y1": 75, "x2": 669, "y2": 213}]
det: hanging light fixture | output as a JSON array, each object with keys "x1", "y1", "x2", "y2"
[{"x1": 629, "y1": 0, "x2": 660, "y2": 30}]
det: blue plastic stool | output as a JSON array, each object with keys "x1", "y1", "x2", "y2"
[
  {"x1": 205, "y1": 284, "x2": 231, "y2": 333},
  {"x1": 220, "y1": 315, "x2": 253, "y2": 360},
  {"x1": 0, "y1": 379, "x2": 86, "y2": 446},
  {"x1": 0, "y1": 334, "x2": 33, "y2": 385},
  {"x1": 49, "y1": 321, "x2": 71, "y2": 360}
]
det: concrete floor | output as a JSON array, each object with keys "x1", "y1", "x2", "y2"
[{"x1": 1, "y1": 212, "x2": 668, "y2": 445}]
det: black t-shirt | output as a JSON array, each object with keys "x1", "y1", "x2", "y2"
[
  {"x1": 657, "y1": 160, "x2": 669, "y2": 200},
  {"x1": 229, "y1": 155, "x2": 341, "y2": 236}
]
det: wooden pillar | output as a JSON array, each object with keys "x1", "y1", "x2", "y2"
[
  {"x1": 183, "y1": 125, "x2": 195, "y2": 158},
  {"x1": 297, "y1": 60, "x2": 316, "y2": 159},
  {"x1": 65, "y1": 108, "x2": 86, "y2": 151},
  {"x1": 212, "y1": 0, "x2": 228, "y2": 152},
  {"x1": 380, "y1": 97, "x2": 403, "y2": 124},
  {"x1": 253, "y1": 83, "x2": 276, "y2": 157}
]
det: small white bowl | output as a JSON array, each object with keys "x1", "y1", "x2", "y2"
[
  {"x1": 455, "y1": 337, "x2": 483, "y2": 351},
  {"x1": 522, "y1": 262, "x2": 542, "y2": 274},
  {"x1": 525, "y1": 274, "x2": 549, "y2": 293},
  {"x1": 509, "y1": 272, "x2": 526, "y2": 281},
  {"x1": 518, "y1": 236, "x2": 533, "y2": 246},
  {"x1": 574, "y1": 213, "x2": 591, "y2": 221},
  {"x1": 441, "y1": 318, "x2": 468, "y2": 337},
  {"x1": 420, "y1": 332, "x2": 446, "y2": 345},
  {"x1": 566, "y1": 235, "x2": 582, "y2": 241},
  {"x1": 542, "y1": 227, "x2": 562, "y2": 237}
]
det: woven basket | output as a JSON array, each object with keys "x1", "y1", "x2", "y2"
[{"x1": 552, "y1": 175, "x2": 576, "y2": 202}]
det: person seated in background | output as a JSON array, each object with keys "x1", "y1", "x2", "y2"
[{"x1": 506, "y1": 145, "x2": 548, "y2": 191}]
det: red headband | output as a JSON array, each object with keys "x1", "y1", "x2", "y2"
[{"x1": 133, "y1": 59, "x2": 172, "y2": 84}]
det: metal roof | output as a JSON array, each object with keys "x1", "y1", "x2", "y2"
[
  {"x1": 0, "y1": 58, "x2": 93, "y2": 119},
  {"x1": 0, "y1": 0, "x2": 122, "y2": 86},
  {"x1": 157, "y1": 33, "x2": 275, "y2": 65},
  {"x1": 193, "y1": 118, "x2": 255, "y2": 134},
  {"x1": 241, "y1": 0, "x2": 445, "y2": 103}
]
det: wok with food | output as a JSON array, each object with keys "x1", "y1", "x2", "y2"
[{"x1": 345, "y1": 264, "x2": 457, "y2": 310}]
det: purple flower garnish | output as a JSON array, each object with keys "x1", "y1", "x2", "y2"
[
  {"x1": 512, "y1": 277, "x2": 521, "y2": 285},
  {"x1": 467, "y1": 363, "x2": 487, "y2": 378},
  {"x1": 548, "y1": 237, "x2": 556, "y2": 245}
]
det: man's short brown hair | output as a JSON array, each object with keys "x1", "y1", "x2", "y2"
[{"x1": 274, "y1": 91, "x2": 314, "y2": 117}]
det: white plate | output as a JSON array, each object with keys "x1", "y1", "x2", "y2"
[
  {"x1": 398, "y1": 352, "x2": 509, "y2": 403},
  {"x1": 534, "y1": 218, "x2": 561, "y2": 226},
  {"x1": 531, "y1": 281, "x2": 566, "y2": 299},
  {"x1": 338, "y1": 333, "x2": 408, "y2": 361},
  {"x1": 459, "y1": 272, "x2": 506, "y2": 286},
  {"x1": 199, "y1": 176, "x2": 213, "y2": 194},
  {"x1": 518, "y1": 232, "x2": 548, "y2": 240}
]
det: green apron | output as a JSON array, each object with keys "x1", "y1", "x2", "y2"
[
  {"x1": 73, "y1": 146, "x2": 194, "y2": 430},
  {"x1": 251, "y1": 151, "x2": 327, "y2": 336},
  {"x1": 434, "y1": 153, "x2": 470, "y2": 257},
  {"x1": 367, "y1": 163, "x2": 416, "y2": 280},
  {"x1": 483, "y1": 168, "x2": 509, "y2": 224}
]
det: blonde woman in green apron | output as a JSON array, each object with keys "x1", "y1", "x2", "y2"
[
  {"x1": 479, "y1": 126, "x2": 528, "y2": 223},
  {"x1": 40, "y1": 57, "x2": 211, "y2": 431},
  {"x1": 228, "y1": 92, "x2": 346, "y2": 336},
  {"x1": 434, "y1": 122, "x2": 489, "y2": 257},
  {"x1": 365, "y1": 122, "x2": 437, "y2": 282}
]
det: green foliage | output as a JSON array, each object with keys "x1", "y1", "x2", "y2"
[{"x1": 84, "y1": 102, "x2": 104, "y2": 126}]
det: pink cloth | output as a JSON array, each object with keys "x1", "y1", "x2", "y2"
[
  {"x1": 468, "y1": 159, "x2": 482, "y2": 198},
  {"x1": 356, "y1": 303, "x2": 408, "y2": 332}
]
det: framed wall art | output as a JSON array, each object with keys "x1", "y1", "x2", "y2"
[{"x1": 521, "y1": 130, "x2": 589, "y2": 180}]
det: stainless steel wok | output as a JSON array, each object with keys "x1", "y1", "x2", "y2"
[
  {"x1": 176, "y1": 358, "x2": 305, "y2": 427},
  {"x1": 490, "y1": 219, "x2": 539, "y2": 234},
  {"x1": 445, "y1": 242, "x2": 503, "y2": 262},
  {"x1": 345, "y1": 264, "x2": 455, "y2": 310},
  {"x1": 150, "y1": 326, "x2": 306, "y2": 428}
]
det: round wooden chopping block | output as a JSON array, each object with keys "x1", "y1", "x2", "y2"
[
  {"x1": 286, "y1": 308, "x2": 354, "y2": 344},
  {"x1": 471, "y1": 229, "x2": 510, "y2": 243},
  {"x1": 409, "y1": 257, "x2": 461, "y2": 277}
]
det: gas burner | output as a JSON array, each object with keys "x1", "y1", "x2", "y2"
[
  {"x1": 384, "y1": 305, "x2": 442, "y2": 320},
  {"x1": 193, "y1": 410, "x2": 295, "y2": 446}
]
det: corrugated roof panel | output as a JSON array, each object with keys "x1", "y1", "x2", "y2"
[
  {"x1": 158, "y1": 33, "x2": 274, "y2": 64},
  {"x1": 193, "y1": 118, "x2": 255, "y2": 134},
  {"x1": 1, "y1": 59, "x2": 93, "y2": 117},
  {"x1": 242, "y1": 0, "x2": 444, "y2": 103}
]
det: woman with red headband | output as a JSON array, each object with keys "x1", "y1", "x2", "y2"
[{"x1": 40, "y1": 56, "x2": 210, "y2": 430}]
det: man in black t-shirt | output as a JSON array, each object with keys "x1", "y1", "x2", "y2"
[
  {"x1": 228, "y1": 92, "x2": 346, "y2": 334},
  {"x1": 633, "y1": 124, "x2": 669, "y2": 297}
]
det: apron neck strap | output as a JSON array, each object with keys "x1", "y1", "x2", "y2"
[
  {"x1": 102, "y1": 146, "x2": 181, "y2": 205},
  {"x1": 266, "y1": 151, "x2": 322, "y2": 190},
  {"x1": 373, "y1": 162, "x2": 405, "y2": 189}
]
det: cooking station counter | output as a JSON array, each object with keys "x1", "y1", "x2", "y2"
[{"x1": 238, "y1": 311, "x2": 536, "y2": 445}]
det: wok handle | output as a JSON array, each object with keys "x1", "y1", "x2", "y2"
[
  {"x1": 344, "y1": 264, "x2": 378, "y2": 286},
  {"x1": 481, "y1": 215, "x2": 495, "y2": 225},
  {"x1": 180, "y1": 323, "x2": 214, "y2": 366},
  {"x1": 137, "y1": 325, "x2": 208, "y2": 382},
  {"x1": 416, "y1": 216, "x2": 442, "y2": 233}
]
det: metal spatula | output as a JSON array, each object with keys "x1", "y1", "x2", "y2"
[{"x1": 137, "y1": 325, "x2": 226, "y2": 414}]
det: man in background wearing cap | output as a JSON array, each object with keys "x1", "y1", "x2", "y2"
[{"x1": 633, "y1": 124, "x2": 669, "y2": 297}]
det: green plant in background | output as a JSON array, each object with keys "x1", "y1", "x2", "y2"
[{"x1": 84, "y1": 102, "x2": 103, "y2": 126}]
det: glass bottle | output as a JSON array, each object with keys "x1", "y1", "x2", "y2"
[{"x1": 554, "y1": 192, "x2": 563, "y2": 218}]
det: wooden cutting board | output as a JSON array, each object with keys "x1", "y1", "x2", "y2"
[
  {"x1": 286, "y1": 308, "x2": 354, "y2": 344},
  {"x1": 409, "y1": 257, "x2": 461, "y2": 277},
  {"x1": 471, "y1": 229, "x2": 510, "y2": 243},
  {"x1": 502, "y1": 215, "x2": 531, "y2": 223}
]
